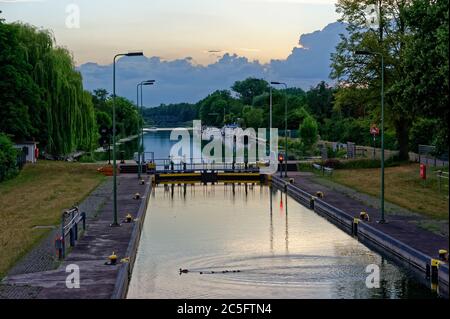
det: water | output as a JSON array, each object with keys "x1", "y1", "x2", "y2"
[
  {"x1": 127, "y1": 183, "x2": 437, "y2": 299},
  {"x1": 129, "y1": 131, "x2": 437, "y2": 299},
  {"x1": 143, "y1": 130, "x2": 269, "y2": 164},
  {"x1": 143, "y1": 130, "x2": 180, "y2": 160}
]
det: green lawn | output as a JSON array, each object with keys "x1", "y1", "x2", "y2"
[
  {"x1": 0, "y1": 161, "x2": 105, "y2": 278},
  {"x1": 322, "y1": 163, "x2": 448, "y2": 220}
]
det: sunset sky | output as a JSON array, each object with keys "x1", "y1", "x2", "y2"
[{"x1": 1, "y1": 0, "x2": 338, "y2": 66}]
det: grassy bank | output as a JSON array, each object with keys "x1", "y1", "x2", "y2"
[
  {"x1": 0, "y1": 161, "x2": 105, "y2": 278},
  {"x1": 319, "y1": 163, "x2": 448, "y2": 220}
]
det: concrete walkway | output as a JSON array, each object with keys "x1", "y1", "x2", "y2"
[
  {"x1": 1, "y1": 175, "x2": 150, "y2": 299},
  {"x1": 287, "y1": 172, "x2": 448, "y2": 259}
]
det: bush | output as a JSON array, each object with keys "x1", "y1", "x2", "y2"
[
  {"x1": 323, "y1": 158, "x2": 342, "y2": 169},
  {"x1": 306, "y1": 157, "x2": 405, "y2": 172},
  {"x1": 0, "y1": 133, "x2": 18, "y2": 182},
  {"x1": 326, "y1": 158, "x2": 403, "y2": 170}
]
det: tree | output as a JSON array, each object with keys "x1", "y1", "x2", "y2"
[
  {"x1": 300, "y1": 116, "x2": 319, "y2": 152},
  {"x1": 198, "y1": 90, "x2": 238, "y2": 126},
  {"x1": 106, "y1": 96, "x2": 141, "y2": 138},
  {"x1": 331, "y1": 0, "x2": 414, "y2": 160},
  {"x1": 232, "y1": 78, "x2": 269, "y2": 105},
  {"x1": 305, "y1": 81, "x2": 335, "y2": 123},
  {"x1": 0, "y1": 21, "x2": 97, "y2": 155},
  {"x1": 242, "y1": 106, "x2": 264, "y2": 129},
  {"x1": 393, "y1": 0, "x2": 448, "y2": 153}
]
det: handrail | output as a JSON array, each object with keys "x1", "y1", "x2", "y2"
[{"x1": 56, "y1": 206, "x2": 86, "y2": 259}]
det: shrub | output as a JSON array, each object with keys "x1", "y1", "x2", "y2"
[
  {"x1": 334, "y1": 158, "x2": 403, "y2": 169},
  {"x1": 310, "y1": 157, "x2": 405, "y2": 171},
  {"x1": 323, "y1": 158, "x2": 342, "y2": 169},
  {"x1": 0, "y1": 133, "x2": 18, "y2": 182}
]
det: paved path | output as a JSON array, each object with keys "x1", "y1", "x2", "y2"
[
  {"x1": 1, "y1": 175, "x2": 149, "y2": 299},
  {"x1": 287, "y1": 172, "x2": 448, "y2": 259}
]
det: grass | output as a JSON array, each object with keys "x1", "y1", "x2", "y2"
[
  {"x1": 320, "y1": 163, "x2": 448, "y2": 220},
  {"x1": 0, "y1": 161, "x2": 105, "y2": 278}
]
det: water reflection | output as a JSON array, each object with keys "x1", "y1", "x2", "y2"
[{"x1": 128, "y1": 183, "x2": 437, "y2": 299}]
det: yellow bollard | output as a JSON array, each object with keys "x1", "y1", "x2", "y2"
[
  {"x1": 360, "y1": 211, "x2": 370, "y2": 222},
  {"x1": 439, "y1": 249, "x2": 448, "y2": 261},
  {"x1": 108, "y1": 252, "x2": 118, "y2": 265}
]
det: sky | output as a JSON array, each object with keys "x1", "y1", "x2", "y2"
[
  {"x1": 1, "y1": 0, "x2": 343, "y2": 105},
  {"x1": 1, "y1": 0, "x2": 338, "y2": 65}
]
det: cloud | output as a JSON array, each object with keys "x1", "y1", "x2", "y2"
[{"x1": 78, "y1": 22, "x2": 347, "y2": 106}]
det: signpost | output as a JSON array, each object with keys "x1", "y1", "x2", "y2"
[
  {"x1": 370, "y1": 124, "x2": 380, "y2": 159},
  {"x1": 321, "y1": 147, "x2": 328, "y2": 176},
  {"x1": 278, "y1": 153, "x2": 284, "y2": 178},
  {"x1": 99, "y1": 126, "x2": 112, "y2": 164}
]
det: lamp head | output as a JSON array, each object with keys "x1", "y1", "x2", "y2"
[
  {"x1": 143, "y1": 80, "x2": 155, "y2": 86},
  {"x1": 126, "y1": 51, "x2": 144, "y2": 57}
]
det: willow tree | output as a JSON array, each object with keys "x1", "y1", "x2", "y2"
[{"x1": 0, "y1": 21, "x2": 97, "y2": 155}]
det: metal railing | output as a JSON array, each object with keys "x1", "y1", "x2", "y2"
[
  {"x1": 149, "y1": 157, "x2": 263, "y2": 173},
  {"x1": 55, "y1": 206, "x2": 86, "y2": 259},
  {"x1": 436, "y1": 170, "x2": 449, "y2": 194}
]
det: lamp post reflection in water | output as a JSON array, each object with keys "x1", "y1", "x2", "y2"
[
  {"x1": 285, "y1": 191, "x2": 289, "y2": 253},
  {"x1": 269, "y1": 186, "x2": 274, "y2": 253}
]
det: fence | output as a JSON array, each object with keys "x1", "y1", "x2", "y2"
[
  {"x1": 55, "y1": 206, "x2": 86, "y2": 259},
  {"x1": 318, "y1": 141, "x2": 449, "y2": 167},
  {"x1": 436, "y1": 170, "x2": 449, "y2": 194}
]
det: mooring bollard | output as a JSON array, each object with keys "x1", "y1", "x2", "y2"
[
  {"x1": 360, "y1": 211, "x2": 370, "y2": 222},
  {"x1": 439, "y1": 249, "x2": 448, "y2": 261},
  {"x1": 431, "y1": 259, "x2": 440, "y2": 283},
  {"x1": 352, "y1": 218, "x2": 359, "y2": 235}
]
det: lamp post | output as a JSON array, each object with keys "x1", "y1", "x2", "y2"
[
  {"x1": 136, "y1": 80, "x2": 155, "y2": 180},
  {"x1": 355, "y1": 49, "x2": 385, "y2": 223},
  {"x1": 112, "y1": 51, "x2": 143, "y2": 227},
  {"x1": 271, "y1": 81, "x2": 288, "y2": 178},
  {"x1": 269, "y1": 85, "x2": 273, "y2": 130}
]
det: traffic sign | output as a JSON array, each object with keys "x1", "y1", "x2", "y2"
[{"x1": 370, "y1": 124, "x2": 380, "y2": 136}]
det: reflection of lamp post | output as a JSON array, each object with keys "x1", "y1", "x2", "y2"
[
  {"x1": 112, "y1": 51, "x2": 143, "y2": 227},
  {"x1": 271, "y1": 81, "x2": 288, "y2": 178},
  {"x1": 136, "y1": 80, "x2": 155, "y2": 180},
  {"x1": 355, "y1": 49, "x2": 385, "y2": 224}
]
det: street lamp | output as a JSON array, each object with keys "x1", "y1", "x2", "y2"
[
  {"x1": 271, "y1": 81, "x2": 288, "y2": 178},
  {"x1": 136, "y1": 80, "x2": 155, "y2": 180},
  {"x1": 269, "y1": 85, "x2": 273, "y2": 130},
  {"x1": 355, "y1": 49, "x2": 386, "y2": 224},
  {"x1": 112, "y1": 51, "x2": 143, "y2": 227}
]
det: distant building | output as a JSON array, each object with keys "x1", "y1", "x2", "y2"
[{"x1": 14, "y1": 141, "x2": 39, "y2": 163}]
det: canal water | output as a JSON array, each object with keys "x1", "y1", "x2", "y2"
[{"x1": 127, "y1": 131, "x2": 437, "y2": 299}]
